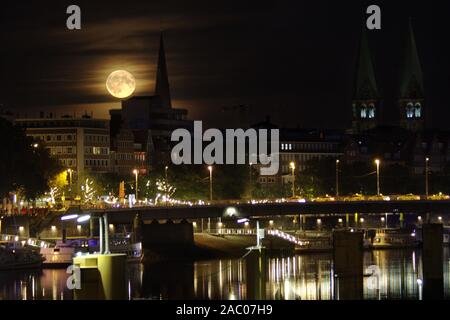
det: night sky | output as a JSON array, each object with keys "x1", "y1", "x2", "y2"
[{"x1": 0, "y1": 0, "x2": 449, "y2": 129}]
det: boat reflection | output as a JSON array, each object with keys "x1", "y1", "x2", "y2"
[{"x1": 0, "y1": 269, "x2": 72, "y2": 300}]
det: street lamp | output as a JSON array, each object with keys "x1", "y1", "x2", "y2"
[
  {"x1": 208, "y1": 165, "x2": 213, "y2": 232},
  {"x1": 67, "y1": 169, "x2": 73, "y2": 185},
  {"x1": 133, "y1": 169, "x2": 139, "y2": 202},
  {"x1": 425, "y1": 157, "x2": 430, "y2": 198},
  {"x1": 208, "y1": 166, "x2": 213, "y2": 202},
  {"x1": 249, "y1": 162, "x2": 253, "y2": 197},
  {"x1": 164, "y1": 165, "x2": 169, "y2": 206},
  {"x1": 335, "y1": 159, "x2": 340, "y2": 197},
  {"x1": 237, "y1": 218, "x2": 263, "y2": 250},
  {"x1": 290, "y1": 162, "x2": 295, "y2": 198},
  {"x1": 374, "y1": 159, "x2": 380, "y2": 196}
]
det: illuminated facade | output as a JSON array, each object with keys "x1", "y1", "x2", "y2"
[{"x1": 15, "y1": 115, "x2": 110, "y2": 179}]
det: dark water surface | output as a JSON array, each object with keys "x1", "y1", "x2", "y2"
[{"x1": 1, "y1": 248, "x2": 449, "y2": 300}]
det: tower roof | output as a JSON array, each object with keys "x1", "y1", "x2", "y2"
[
  {"x1": 154, "y1": 33, "x2": 172, "y2": 108},
  {"x1": 399, "y1": 19, "x2": 424, "y2": 98},
  {"x1": 354, "y1": 29, "x2": 379, "y2": 100}
]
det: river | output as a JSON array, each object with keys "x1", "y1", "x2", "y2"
[{"x1": 1, "y1": 248, "x2": 449, "y2": 300}]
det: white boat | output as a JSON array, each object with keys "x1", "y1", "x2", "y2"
[
  {"x1": 40, "y1": 238, "x2": 143, "y2": 266},
  {"x1": 40, "y1": 242, "x2": 75, "y2": 267}
]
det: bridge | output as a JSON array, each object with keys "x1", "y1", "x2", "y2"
[{"x1": 90, "y1": 199, "x2": 450, "y2": 224}]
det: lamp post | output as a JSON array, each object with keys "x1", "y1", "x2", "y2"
[
  {"x1": 290, "y1": 162, "x2": 295, "y2": 198},
  {"x1": 335, "y1": 159, "x2": 340, "y2": 197},
  {"x1": 133, "y1": 169, "x2": 139, "y2": 203},
  {"x1": 249, "y1": 162, "x2": 253, "y2": 197},
  {"x1": 165, "y1": 166, "x2": 169, "y2": 206},
  {"x1": 238, "y1": 218, "x2": 262, "y2": 250},
  {"x1": 67, "y1": 168, "x2": 73, "y2": 196},
  {"x1": 208, "y1": 166, "x2": 213, "y2": 202},
  {"x1": 67, "y1": 169, "x2": 73, "y2": 186},
  {"x1": 208, "y1": 165, "x2": 213, "y2": 231},
  {"x1": 425, "y1": 157, "x2": 429, "y2": 198},
  {"x1": 375, "y1": 159, "x2": 380, "y2": 196}
]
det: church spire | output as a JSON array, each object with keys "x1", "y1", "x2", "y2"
[
  {"x1": 354, "y1": 28, "x2": 378, "y2": 100},
  {"x1": 398, "y1": 19, "x2": 425, "y2": 132},
  {"x1": 351, "y1": 28, "x2": 380, "y2": 134},
  {"x1": 399, "y1": 19, "x2": 424, "y2": 98},
  {"x1": 155, "y1": 33, "x2": 172, "y2": 108}
]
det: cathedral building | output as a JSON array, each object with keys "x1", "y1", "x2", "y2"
[
  {"x1": 347, "y1": 19, "x2": 450, "y2": 177},
  {"x1": 352, "y1": 20, "x2": 425, "y2": 134}
]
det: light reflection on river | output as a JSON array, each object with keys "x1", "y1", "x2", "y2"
[{"x1": 1, "y1": 249, "x2": 450, "y2": 300}]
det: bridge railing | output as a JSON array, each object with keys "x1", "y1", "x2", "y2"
[
  {"x1": 0, "y1": 234, "x2": 53, "y2": 248},
  {"x1": 207, "y1": 228, "x2": 257, "y2": 235}
]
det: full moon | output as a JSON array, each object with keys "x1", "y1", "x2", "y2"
[{"x1": 106, "y1": 70, "x2": 136, "y2": 99}]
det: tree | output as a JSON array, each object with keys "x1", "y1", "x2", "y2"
[{"x1": 0, "y1": 118, "x2": 61, "y2": 200}]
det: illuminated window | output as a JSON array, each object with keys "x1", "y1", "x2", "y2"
[
  {"x1": 414, "y1": 103, "x2": 422, "y2": 118},
  {"x1": 360, "y1": 104, "x2": 367, "y2": 118},
  {"x1": 368, "y1": 104, "x2": 375, "y2": 119},
  {"x1": 406, "y1": 103, "x2": 414, "y2": 118}
]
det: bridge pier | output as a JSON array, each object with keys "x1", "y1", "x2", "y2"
[
  {"x1": 131, "y1": 214, "x2": 143, "y2": 243},
  {"x1": 333, "y1": 230, "x2": 364, "y2": 300},
  {"x1": 245, "y1": 249, "x2": 267, "y2": 300},
  {"x1": 422, "y1": 223, "x2": 443, "y2": 299},
  {"x1": 73, "y1": 253, "x2": 127, "y2": 300},
  {"x1": 141, "y1": 219, "x2": 194, "y2": 260}
]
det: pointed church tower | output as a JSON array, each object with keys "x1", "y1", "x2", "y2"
[
  {"x1": 155, "y1": 33, "x2": 172, "y2": 109},
  {"x1": 351, "y1": 29, "x2": 380, "y2": 133},
  {"x1": 399, "y1": 19, "x2": 425, "y2": 131}
]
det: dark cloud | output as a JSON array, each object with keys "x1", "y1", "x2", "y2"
[{"x1": 0, "y1": 0, "x2": 449, "y2": 128}]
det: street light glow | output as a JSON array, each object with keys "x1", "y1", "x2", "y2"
[
  {"x1": 77, "y1": 214, "x2": 91, "y2": 223},
  {"x1": 237, "y1": 218, "x2": 250, "y2": 224},
  {"x1": 61, "y1": 214, "x2": 78, "y2": 221}
]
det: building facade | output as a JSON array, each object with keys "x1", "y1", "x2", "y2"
[{"x1": 15, "y1": 115, "x2": 110, "y2": 180}]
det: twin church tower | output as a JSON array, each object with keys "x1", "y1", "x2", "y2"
[{"x1": 351, "y1": 20, "x2": 425, "y2": 133}]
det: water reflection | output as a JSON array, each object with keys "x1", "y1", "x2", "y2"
[
  {"x1": 1, "y1": 249, "x2": 450, "y2": 300},
  {"x1": 0, "y1": 269, "x2": 72, "y2": 300},
  {"x1": 130, "y1": 249, "x2": 450, "y2": 300}
]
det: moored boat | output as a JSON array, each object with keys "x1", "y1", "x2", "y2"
[{"x1": 0, "y1": 243, "x2": 45, "y2": 270}]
